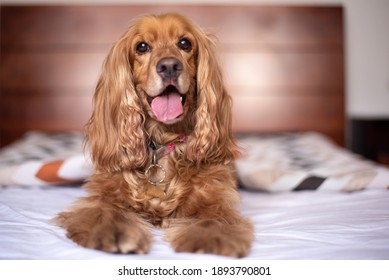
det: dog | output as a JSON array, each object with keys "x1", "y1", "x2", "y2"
[{"x1": 54, "y1": 13, "x2": 253, "y2": 258}]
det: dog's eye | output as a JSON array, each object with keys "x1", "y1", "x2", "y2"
[
  {"x1": 136, "y1": 42, "x2": 150, "y2": 54},
  {"x1": 178, "y1": 38, "x2": 192, "y2": 52}
]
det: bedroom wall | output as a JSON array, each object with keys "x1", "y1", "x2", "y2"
[
  {"x1": 0, "y1": 4, "x2": 345, "y2": 146},
  {"x1": 3, "y1": 0, "x2": 389, "y2": 120},
  {"x1": 1, "y1": 0, "x2": 387, "y2": 153}
]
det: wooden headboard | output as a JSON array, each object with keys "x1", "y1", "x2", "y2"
[{"x1": 0, "y1": 5, "x2": 345, "y2": 147}]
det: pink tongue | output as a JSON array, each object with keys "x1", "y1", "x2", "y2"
[{"x1": 151, "y1": 92, "x2": 183, "y2": 122}]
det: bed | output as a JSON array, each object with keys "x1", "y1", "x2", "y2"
[{"x1": 1, "y1": 4, "x2": 389, "y2": 260}]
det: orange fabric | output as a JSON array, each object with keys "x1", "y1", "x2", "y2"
[{"x1": 36, "y1": 160, "x2": 72, "y2": 184}]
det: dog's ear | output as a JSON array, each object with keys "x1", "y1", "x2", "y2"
[
  {"x1": 85, "y1": 27, "x2": 147, "y2": 172},
  {"x1": 186, "y1": 29, "x2": 239, "y2": 164}
]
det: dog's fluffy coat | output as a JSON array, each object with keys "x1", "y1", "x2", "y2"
[{"x1": 54, "y1": 13, "x2": 253, "y2": 257}]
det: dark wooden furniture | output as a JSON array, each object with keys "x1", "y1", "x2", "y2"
[{"x1": 349, "y1": 119, "x2": 389, "y2": 165}]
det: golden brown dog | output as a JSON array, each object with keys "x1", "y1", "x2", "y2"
[{"x1": 54, "y1": 13, "x2": 253, "y2": 257}]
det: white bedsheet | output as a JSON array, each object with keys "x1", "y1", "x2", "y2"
[{"x1": 1, "y1": 186, "x2": 388, "y2": 260}]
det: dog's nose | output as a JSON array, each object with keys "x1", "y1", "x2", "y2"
[{"x1": 156, "y1": 58, "x2": 183, "y2": 79}]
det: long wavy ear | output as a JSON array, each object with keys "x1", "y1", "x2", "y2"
[
  {"x1": 85, "y1": 28, "x2": 147, "y2": 172},
  {"x1": 186, "y1": 29, "x2": 239, "y2": 164}
]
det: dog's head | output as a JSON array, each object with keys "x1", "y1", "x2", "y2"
[
  {"x1": 86, "y1": 13, "x2": 237, "y2": 172},
  {"x1": 130, "y1": 14, "x2": 197, "y2": 125}
]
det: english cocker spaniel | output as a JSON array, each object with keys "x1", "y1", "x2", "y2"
[{"x1": 54, "y1": 13, "x2": 253, "y2": 257}]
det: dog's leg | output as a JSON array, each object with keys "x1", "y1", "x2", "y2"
[
  {"x1": 166, "y1": 212, "x2": 253, "y2": 258},
  {"x1": 54, "y1": 201, "x2": 152, "y2": 254},
  {"x1": 53, "y1": 172, "x2": 153, "y2": 254},
  {"x1": 164, "y1": 168, "x2": 254, "y2": 258}
]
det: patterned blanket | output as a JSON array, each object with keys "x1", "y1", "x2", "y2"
[
  {"x1": 236, "y1": 133, "x2": 389, "y2": 192},
  {"x1": 0, "y1": 132, "x2": 92, "y2": 186},
  {"x1": 1, "y1": 131, "x2": 388, "y2": 192}
]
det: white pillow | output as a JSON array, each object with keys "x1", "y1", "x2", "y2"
[{"x1": 235, "y1": 132, "x2": 389, "y2": 192}]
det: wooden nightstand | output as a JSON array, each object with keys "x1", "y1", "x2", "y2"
[{"x1": 349, "y1": 119, "x2": 389, "y2": 165}]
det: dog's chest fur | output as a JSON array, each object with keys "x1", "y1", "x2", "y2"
[{"x1": 128, "y1": 154, "x2": 188, "y2": 227}]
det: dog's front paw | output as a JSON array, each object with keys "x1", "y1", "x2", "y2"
[
  {"x1": 167, "y1": 219, "x2": 253, "y2": 258},
  {"x1": 54, "y1": 207, "x2": 152, "y2": 254}
]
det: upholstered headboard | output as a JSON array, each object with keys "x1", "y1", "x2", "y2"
[{"x1": 0, "y1": 5, "x2": 344, "y2": 146}]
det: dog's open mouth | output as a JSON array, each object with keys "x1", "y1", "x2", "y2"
[{"x1": 148, "y1": 85, "x2": 186, "y2": 122}]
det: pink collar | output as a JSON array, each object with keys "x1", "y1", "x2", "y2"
[{"x1": 149, "y1": 134, "x2": 187, "y2": 161}]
